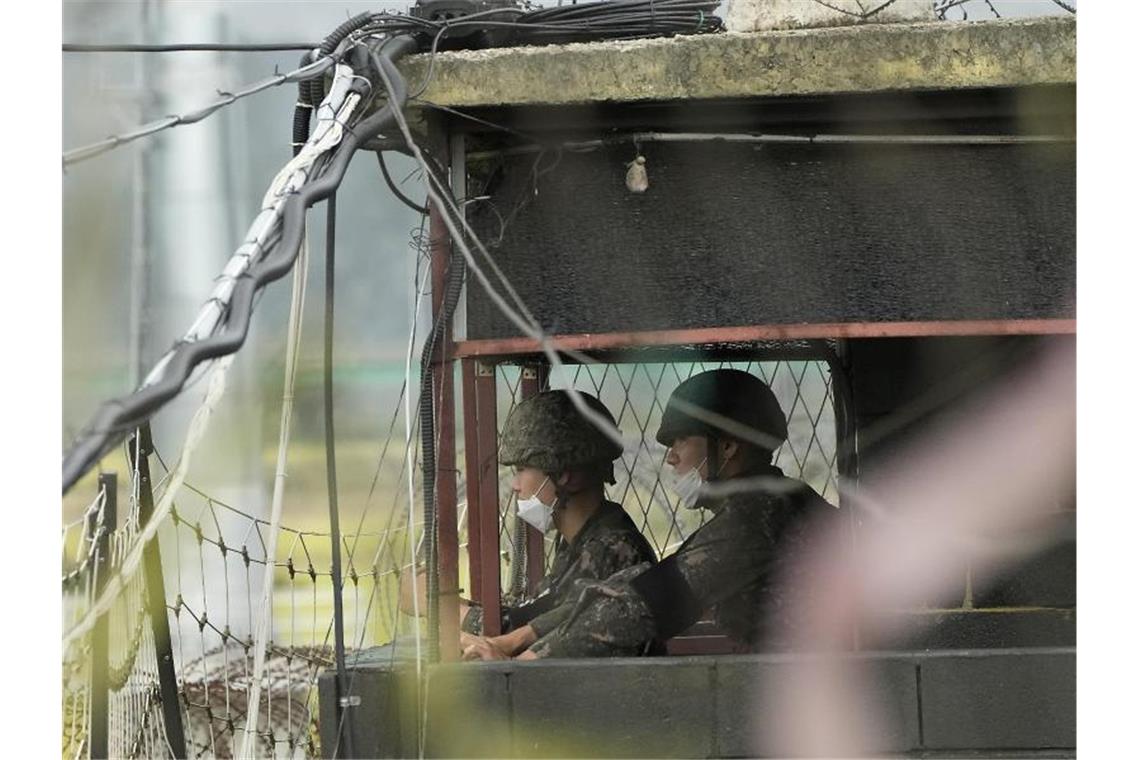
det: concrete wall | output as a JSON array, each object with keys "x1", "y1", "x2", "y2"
[
  {"x1": 320, "y1": 648, "x2": 1076, "y2": 758},
  {"x1": 399, "y1": 17, "x2": 1075, "y2": 108},
  {"x1": 465, "y1": 138, "x2": 1075, "y2": 341},
  {"x1": 847, "y1": 335, "x2": 1076, "y2": 651}
]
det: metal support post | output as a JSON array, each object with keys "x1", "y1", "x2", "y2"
[
  {"x1": 429, "y1": 130, "x2": 462, "y2": 661},
  {"x1": 461, "y1": 359, "x2": 483, "y2": 608},
  {"x1": 128, "y1": 425, "x2": 187, "y2": 757},
  {"x1": 473, "y1": 361, "x2": 502, "y2": 635},
  {"x1": 89, "y1": 472, "x2": 117, "y2": 760}
]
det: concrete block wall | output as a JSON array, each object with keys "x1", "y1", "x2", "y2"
[
  {"x1": 846, "y1": 336, "x2": 1076, "y2": 652},
  {"x1": 320, "y1": 648, "x2": 1075, "y2": 758}
]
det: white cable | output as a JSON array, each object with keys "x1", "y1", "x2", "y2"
[
  {"x1": 237, "y1": 233, "x2": 309, "y2": 760},
  {"x1": 63, "y1": 63, "x2": 362, "y2": 652},
  {"x1": 141, "y1": 67, "x2": 360, "y2": 393},
  {"x1": 62, "y1": 485, "x2": 107, "y2": 536},
  {"x1": 62, "y1": 353, "x2": 234, "y2": 649},
  {"x1": 402, "y1": 226, "x2": 432, "y2": 684}
]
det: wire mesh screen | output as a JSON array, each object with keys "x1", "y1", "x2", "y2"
[
  {"x1": 63, "y1": 474, "x2": 176, "y2": 760},
  {"x1": 493, "y1": 359, "x2": 838, "y2": 588},
  {"x1": 63, "y1": 488, "x2": 107, "y2": 760},
  {"x1": 107, "y1": 526, "x2": 170, "y2": 759}
]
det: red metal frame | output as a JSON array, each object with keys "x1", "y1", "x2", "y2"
[
  {"x1": 472, "y1": 361, "x2": 503, "y2": 636},
  {"x1": 453, "y1": 319, "x2": 1076, "y2": 359},
  {"x1": 461, "y1": 360, "x2": 482, "y2": 608},
  {"x1": 453, "y1": 320, "x2": 1081, "y2": 655}
]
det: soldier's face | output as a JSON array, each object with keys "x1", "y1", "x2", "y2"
[
  {"x1": 665, "y1": 435, "x2": 708, "y2": 478},
  {"x1": 511, "y1": 465, "x2": 555, "y2": 504}
]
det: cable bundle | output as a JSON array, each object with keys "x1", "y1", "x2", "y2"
[
  {"x1": 354, "y1": 1, "x2": 724, "y2": 50},
  {"x1": 513, "y1": 0, "x2": 724, "y2": 43},
  {"x1": 63, "y1": 1, "x2": 725, "y2": 492}
]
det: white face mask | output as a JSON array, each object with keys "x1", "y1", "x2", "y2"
[
  {"x1": 517, "y1": 476, "x2": 557, "y2": 533},
  {"x1": 667, "y1": 457, "x2": 707, "y2": 511}
]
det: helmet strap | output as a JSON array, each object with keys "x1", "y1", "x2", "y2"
[{"x1": 706, "y1": 434, "x2": 721, "y2": 483}]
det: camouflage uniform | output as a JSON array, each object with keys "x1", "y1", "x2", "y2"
[
  {"x1": 529, "y1": 370, "x2": 838, "y2": 657},
  {"x1": 463, "y1": 390, "x2": 656, "y2": 639},
  {"x1": 530, "y1": 467, "x2": 834, "y2": 656},
  {"x1": 462, "y1": 499, "x2": 656, "y2": 637}
]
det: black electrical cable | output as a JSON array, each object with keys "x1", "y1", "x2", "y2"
[
  {"x1": 292, "y1": 50, "x2": 316, "y2": 158},
  {"x1": 294, "y1": 13, "x2": 374, "y2": 156},
  {"x1": 306, "y1": 12, "x2": 376, "y2": 119},
  {"x1": 63, "y1": 42, "x2": 320, "y2": 52},
  {"x1": 416, "y1": 225, "x2": 466, "y2": 667},
  {"x1": 322, "y1": 192, "x2": 355, "y2": 760},
  {"x1": 328, "y1": 124, "x2": 463, "y2": 758},
  {"x1": 62, "y1": 0, "x2": 727, "y2": 490},
  {"x1": 61, "y1": 35, "x2": 420, "y2": 494},
  {"x1": 377, "y1": 152, "x2": 429, "y2": 215}
]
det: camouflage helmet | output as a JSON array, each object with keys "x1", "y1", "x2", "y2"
[
  {"x1": 499, "y1": 390, "x2": 624, "y2": 483},
  {"x1": 656, "y1": 369, "x2": 788, "y2": 452}
]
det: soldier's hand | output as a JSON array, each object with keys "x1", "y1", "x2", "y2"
[{"x1": 460, "y1": 632, "x2": 510, "y2": 661}]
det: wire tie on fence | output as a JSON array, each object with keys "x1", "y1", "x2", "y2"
[
  {"x1": 286, "y1": 557, "x2": 296, "y2": 579},
  {"x1": 307, "y1": 564, "x2": 317, "y2": 582},
  {"x1": 241, "y1": 544, "x2": 251, "y2": 567},
  {"x1": 198, "y1": 611, "x2": 208, "y2": 632}
]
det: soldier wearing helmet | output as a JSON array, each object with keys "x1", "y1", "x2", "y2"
[
  {"x1": 472, "y1": 368, "x2": 837, "y2": 660},
  {"x1": 456, "y1": 389, "x2": 656, "y2": 661}
]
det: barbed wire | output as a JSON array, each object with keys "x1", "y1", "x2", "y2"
[
  {"x1": 935, "y1": 0, "x2": 1073, "y2": 18},
  {"x1": 63, "y1": 55, "x2": 335, "y2": 167},
  {"x1": 811, "y1": 0, "x2": 902, "y2": 19}
]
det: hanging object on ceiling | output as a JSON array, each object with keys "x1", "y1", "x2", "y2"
[{"x1": 626, "y1": 155, "x2": 649, "y2": 193}]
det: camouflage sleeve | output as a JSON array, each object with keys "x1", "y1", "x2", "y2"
[
  {"x1": 667, "y1": 496, "x2": 778, "y2": 612},
  {"x1": 535, "y1": 498, "x2": 782, "y2": 654},
  {"x1": 460, "y1": 603, "x2": 483, "y2": 635},
  {"x1": 528, "y1": 563, "x2": 655, "y2": 658},
  {"x1": 528, "y1": 533, "x2": 649, "y2": 639},
  {"x1": 526, "y1": 596, "x2": 576, "y2": 639}
]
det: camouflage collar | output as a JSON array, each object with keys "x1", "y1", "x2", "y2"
[
  {"x1": 563, "y1": 499, "x2": 628, "y2": 550},
  {"x1": 695, "y1": 463, "x2": 787, "y2": 512}
]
